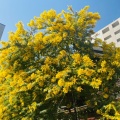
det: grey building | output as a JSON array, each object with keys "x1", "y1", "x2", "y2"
[
  {"x1": 0, "y1": 23, "x2": 5, "y2": 40},
  {"x1": 92, "y1": 18, "x2": 120, "y2": 47}
]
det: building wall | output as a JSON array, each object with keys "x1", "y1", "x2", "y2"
[
  {"x1": 0, "y1": 23, "x2": 5, "y2": 40},
  {"x1": 92, "y1": 18, "x2": 120, "y2": 47}
]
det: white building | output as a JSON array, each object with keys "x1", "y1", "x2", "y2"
[
  {"x1": 92, "y1": 18, "x2": 120, "y2": 47},
  {"x1": 0, "y1": 23, "x2": 5, "y2": 40}
]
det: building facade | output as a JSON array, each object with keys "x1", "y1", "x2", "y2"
[
  {"x1": 0, "y1": 23, "x2": 5, "y2": 40},
  {"x1": 92, "y1": 18, "x2": 120, "y2": 47}
]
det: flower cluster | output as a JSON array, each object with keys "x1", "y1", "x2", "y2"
[{"x1": 0, "y1": 6, "x2": 119, "y2": 120}]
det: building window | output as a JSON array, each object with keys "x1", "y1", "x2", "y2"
[
  {"x1": 114, "y1": 29, "x2": 120, "y2": 35},
  {"x1": 104, "y1": 35, "x2": 111, "y2": 40},
  {"x1": 112, "y1": 21, "x2": 119, "y2": 28},
  {"x1": 102, "y1": 27, "x2": 109, "y2": 34},
  {"x1": 117, "y1": 38, "x2": 120, "y2": 42}
]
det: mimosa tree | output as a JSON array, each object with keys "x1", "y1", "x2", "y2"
[{"x1": 0, "y1": 6, "x2": 120, "y2": 119}]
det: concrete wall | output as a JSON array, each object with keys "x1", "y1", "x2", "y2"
[
  {"x1": 92, "y1": 18, "x2": 120, "y2": 47},
  {"x1": 0, "y1": 23, "x2": 5, "y2": 40}
]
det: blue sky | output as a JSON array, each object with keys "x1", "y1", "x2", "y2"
[{"x1": 0, "y1": 0, "x2": 120, "y2": 41}]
